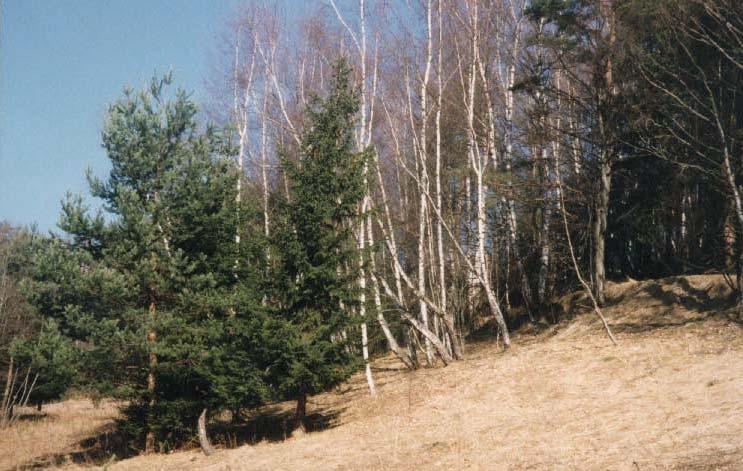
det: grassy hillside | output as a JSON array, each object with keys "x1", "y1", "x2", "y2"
[{"x1": 3, "y1": 275, "x2": 742, "y2": 470}]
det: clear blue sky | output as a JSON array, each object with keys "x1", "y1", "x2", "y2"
[{"x1": 0, "y1": 0, "x2": 243, "y2": 233}]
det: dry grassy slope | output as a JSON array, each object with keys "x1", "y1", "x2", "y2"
[
  {"x1": 0, "y1": 399, "x2": 119, "y2": 470},
  {"x1": 3, "y1": 275, "x2": 743, "y2": 471}
]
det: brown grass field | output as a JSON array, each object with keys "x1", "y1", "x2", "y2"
[{"x1": 2, "y1": 275, "x2": 743, "y2": 470}]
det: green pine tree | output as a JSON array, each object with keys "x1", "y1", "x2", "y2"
[{"x1": 24, "y1": 75, "x2": 271, "y2": 452}]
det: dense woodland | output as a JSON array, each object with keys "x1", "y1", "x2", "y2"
[{"x1": 2, "y1": 0, "x2": 743, "y2": 456}]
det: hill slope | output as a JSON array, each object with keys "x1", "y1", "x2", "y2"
[{"x1": 4, "y1": 275, "x2": 743, "y2": 470}]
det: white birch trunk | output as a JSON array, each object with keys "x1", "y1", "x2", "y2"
[{"x1": 434, "y1": 0, "x2": 451, "y2": 350}]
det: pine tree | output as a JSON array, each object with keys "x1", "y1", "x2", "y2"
[{"x1": 24, "y1": 75, "x2": 271, "y2": 452}]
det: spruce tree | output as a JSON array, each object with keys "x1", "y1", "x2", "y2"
[
  {"x1": 10, "y1": 318, "x2": 78, "y2": 410},
  {"x1": 271, "y1": 58, "x2": 367, "y2": 432}
]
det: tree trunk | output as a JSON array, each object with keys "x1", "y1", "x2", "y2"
[
  {"x1": 417, "y1": 0, "x2": 434, "y2": 366},
  {"x1": 371, "y1": 146, "x2": 417, "y2": 368},
  {"x1": 361, "y1": 320, "x2": 376, "y2": 397},
  {"x1": 499, "y1": 9, "x2": 532, "y2": 322},
  {"x1": 357, "y1": 199, "x2": 376, "y2": 396},
  {"x1": 261, "y1": 79, "x2": 271, "y2": 245},
  {"x1": 366, "y1": 210, "x2": 415, "y2": 369},
  {"x1": 594, "y1": 3, "x2": 616, "y2": 307},
  {"x1": 293, "y1": 393, "x2": 307, "y2": 436},
  {"x1": 556, "y1": 143, "x2": 618, "y2": 345},
  {"x1": 435, "y1": 0, "x2": 447, "y2": 351},
  {"x1": 593, "y1": 155, "x2": 611, "y2": 306},
  {"x1": 484, "y1": 284, "x2": 511, "y2": 348},
  {"x1": 376, "y1": 274, "x2": 455, "y2": 365},
  {"x1": 738, "y1": 250, "x2": 743, "y2": 319},
  {"x1": 396, "y1": 176, "x2": 511, "y2": 350},
  {"x1": 538, "y1": 145, "x2": 552, "y2": 307},
  {"x1": 145, "y1": 288, "x2": 158, "y2": 454},
  {"x1": 722, "y1": 151, "x2": 743, "y2": 315},
  {"x1": 198, "y1": 408, "x2": 216, "y2": 456},
  {"x1": 1, "y1": 356, "x2": 13, "y2": 426},
  {"x1": 507, "y1": 201, "x2": 535, "y2": 321}
]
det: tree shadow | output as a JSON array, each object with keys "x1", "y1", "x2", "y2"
[
  {"x1": 509, "y1": 275, "x2": 740, "y2": 338},
  {"x1": 210, "y1": 404, "x2": 342, "y2": 448},
  {"x1": 9, "y1": 411, "x2": 51, "y2": 423},
  {"x1": 506, "y1": 291, "x2": 592, "y2": 334},
  {"x1": 371, "y1": 365, "x2": 408, "y2": 373},
  {"x1": 602, "y1": 276, "x2": 738, "y2": 333},
  {"x1": 461, "y1": 306, "x2": 563, "y2": 348},
  {"x1": 15, "y1": 402, "x2": 342, "y2": 469},
  {"x1": 16, "y1": 422, "x2": 132, "y2": 469},
  {"x1": 463, "y1": 321, "x2": 500, "y2": 346},
  {"x1": 610, "y1": 311, "x2": 719, "y2": 333},
  {"x1": 644, "y1": 276, "x2": 734, "y2": 312}
]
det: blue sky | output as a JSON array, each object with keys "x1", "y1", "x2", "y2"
[{"x1": 0, "y1": 0, "x2": 244, "y2": 233}]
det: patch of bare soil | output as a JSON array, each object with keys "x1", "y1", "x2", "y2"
[{"x1": 5, "y1": 275, "x2": 743, "y2": 470}]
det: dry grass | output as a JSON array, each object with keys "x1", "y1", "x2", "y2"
[
  {"x1": 3, "y1": 275, "x2": 743, "y2": 470},
  {"x1": 0, "y1": 399, "x2": 119, "y2": 470}
]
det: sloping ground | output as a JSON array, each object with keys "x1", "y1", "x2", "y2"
[
  {"x1": 0, "y1": 399, "x2": 119, "y2": 470},
  {"x1": 3, "y1": 275, "x2": 743, "y2": 470}
]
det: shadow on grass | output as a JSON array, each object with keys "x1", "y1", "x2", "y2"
[
  {"x1": 609, "y1": 276, "x2": 740, "y2": 332},
  {"x1": 468, "y1": 275, "x2": 741, "y2": 347},
  {"x1": 604, "y1": 276, "x2": 736, "y2": 312},
  {"x1": 464, "y1": 296, "x2": 585, "y2": 348},
  {"x1": 15, "y1": 403, "x2": 342, "y2": 469},
  {"x1": 16, "y1": 421, "x2": 131, "y2": 469},
  {"x1": 640, "y1": 277, "x2": 735, "y2": 312},
  {"x1": 9, "y1": 411, "x2": 51, "y2": 424},
  {"x1": 610, "y1": 311, "x2": 720, "y2": 333},
  {"x1": 210, "y1": 404, "x2": 342, "y2": 448}
]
